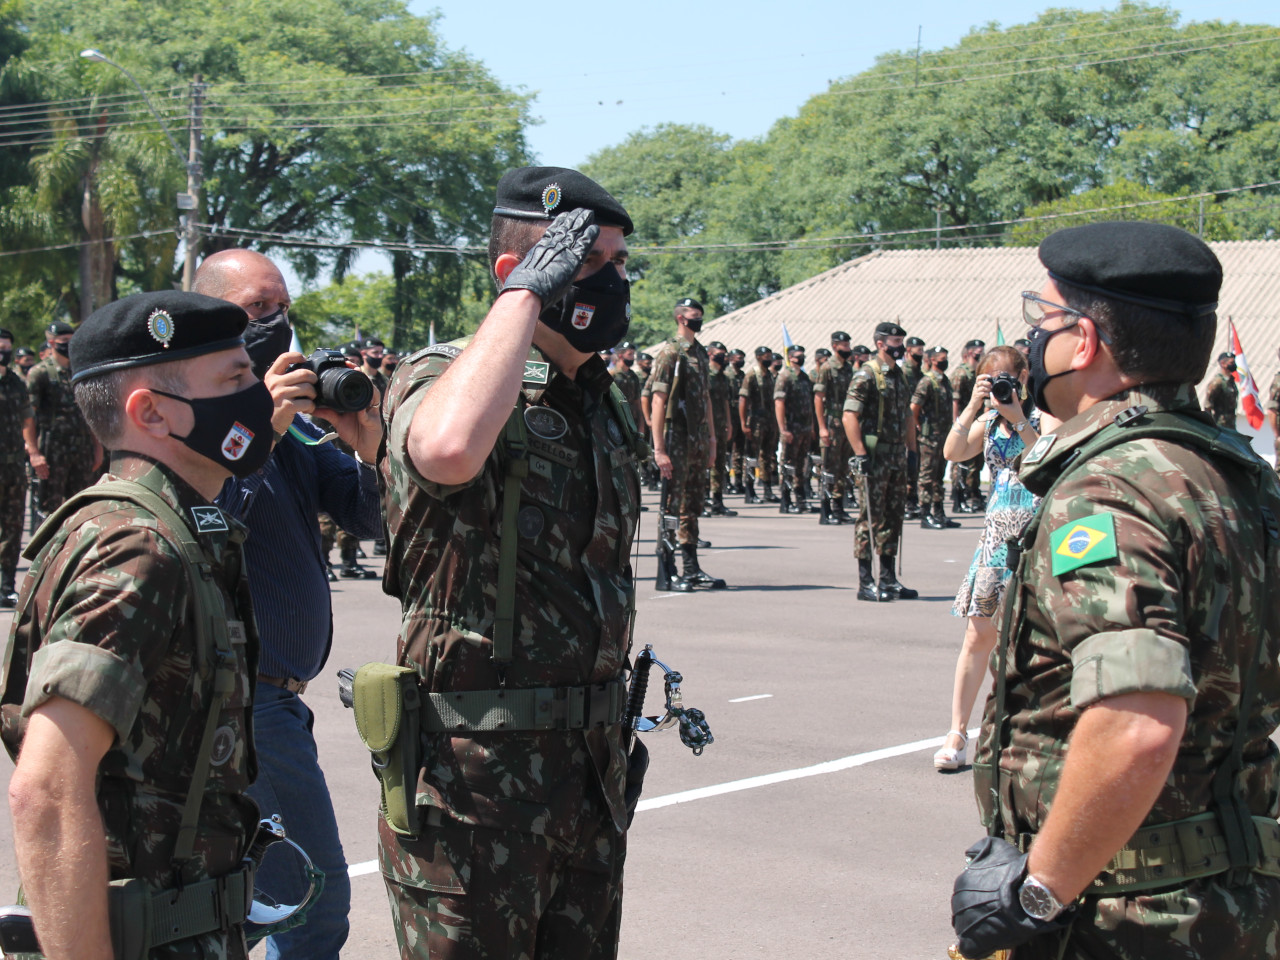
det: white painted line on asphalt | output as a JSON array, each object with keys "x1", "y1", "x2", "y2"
[
  {"x1": 346, "y1": 727, "x2": 979, "y2": 878},
  {"x1": 728, "y1": 694, "x2": 773, "y2": 703},
  {"x1": 648, "y1": 592, "x2": 696, "y2": 600}
]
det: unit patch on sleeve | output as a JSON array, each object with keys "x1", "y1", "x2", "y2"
[{"x1": 1049, "y1": 513, "x2": 1118, "y2": 576}]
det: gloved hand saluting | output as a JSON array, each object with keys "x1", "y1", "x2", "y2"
[{"x1": 501, "y1": 208, "x2": 599, "y2": 308}]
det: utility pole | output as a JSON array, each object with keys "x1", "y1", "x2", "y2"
[
  {"x1": 935, "y1": 205, "x2": 943, "y2": 249},
  {"x1": 179, "y1": 76, "x2": 206, "y2": 291},
  {"x1": 1197, "y1": 195, "x2": 1205, "y2": 238}
]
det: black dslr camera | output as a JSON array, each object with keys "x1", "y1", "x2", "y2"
[
  {"x1": 288, "y1": 348, "x2": 374, "y2": 414},
  {"x1": 989, "y1": 373, "x2": 1022, "y2": 405}
]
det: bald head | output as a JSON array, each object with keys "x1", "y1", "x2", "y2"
[{"x1": 193, "y1": 249, "x2": 290, "y2": 319}]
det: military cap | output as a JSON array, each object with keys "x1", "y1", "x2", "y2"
[
  {"x1": 906, "y1": 336, "x2": 925, "y2": 347},
  {"x1": 815, "y1": 348, "x2": 831, "y2": 358},
  {"x1": 927, "y1": 345, "x2": 948, "y2": 357},
  {"x1": 617, "y1": 340, "x2": 636, "y2": 351},
  {"x1": 873, "y1": 322, "x2": 906, "y2": 340},
  {"x1": 1039, "y1": 221, "x2": 1221, "y2": 317},
  {"x1": 852, "y1": 344, "x2": 871, "y2": 355},
  {"x1": 69, "y1": 291, "x2": 248, "y2": 385},
  {"x1": 964, "y1": 339, "x2": 986, "y2": 351},
  {"x1": 14, "y1": 347, "x2": 34, "y2": 358},
  {"x1": 342, "y1": 341, "x2": 363, "y2": 358},
  {"x1": 1014, "y1": 338, "x2": 1030, "y2": 348},
  {"x1": 362, "y1": 336, "x2": 385, "y2": 348},
  {"x1": 639, "y1": 352, "x2": 652, "y2": 361},
  {"x1": 708, "y1": 340, "x2": 727, "y2": 351},
  {"x1": 1217, "y1": 351, "x2": 1234, "y2": 362},
  {"x1": 46, "y1": 321, "x2": 74, "y2": 337},
  {"x1": 831, "y1": 330, "x2": 851, "y2": 343},
  {"x1": 676, "y1": 297, "x2": 704, "y2": 312},
  {"x1": 788, "y1": 344, "x2": 805, "y2": 355},
  {"x1": 730, "y1": 348, "x2": 745, "y2": 358},
  {"x1": 754, "y1": 345, "x2": 772, "y2": 357},
  {"x1": 0, "y1": 328, "x2": 12, "y2": 341},
  {"x1": 493, "y1": 166, "x2": 633, "y2": 236}
]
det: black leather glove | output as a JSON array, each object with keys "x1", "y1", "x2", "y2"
[
  {"x1": 849, "y1": 454, "x2": 869, "y2": 477},
  {"x1": 951, "y1": 836, "x2": 1074, "y2": 959},
  {"x1": 501, "y1": 208, "x2": 599, "y2": 307},
  {"x1": 624, "y1": 738, "x2": 649, "y2": 827}
]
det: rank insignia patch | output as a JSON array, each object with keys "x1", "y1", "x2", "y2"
[
  {"x1": 523, "y1": 361, "x2": 550, "y2": 385},
  {"x1": 1050, "y1": 514, "x2": 1117, "y2": 576},
  {"x1": 147, "y1": 308, "x2": 175, "y2": 347},
  {"x1": 541, "y1": 183, "x2": 561, "y2": 215}
]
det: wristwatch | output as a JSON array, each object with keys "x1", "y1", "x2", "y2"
[
  {"x1": 1010, "y1": 418, "x2": 1030, "y2": 433},
  {"x1": 1018, "y1": 874, "x2": 1066, "y2": 921}
]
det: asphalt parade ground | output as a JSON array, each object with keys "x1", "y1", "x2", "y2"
[{"x1": 0, "y1": 487, "x2": 1009, "y2": 959}]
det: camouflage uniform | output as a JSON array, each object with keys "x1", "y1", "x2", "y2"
[
  {"x1": 0, "y1": 455, "x2": 260, "y2": 959},
  {"x1": 901, "y1": 354, "x2": 925, "y2": 509},
  {"x1": 1204, "y1": 369, "x2": 1239, "y2": 430},
  {"x1": 739, "y1": 363, "x2": 777, "y2": 487},
  {"x1": 26, "y1": 356, "x2": 96, "y2": 513},
  {"x1": 974, "y1": 384, "x2": 1280, "y2": 959},
  {"x1": 845, "y1": 357, "x2": 911, "y2": 559},
  {"x1": 378, "y1": 342, "x2": 639, "y2": 960},
  {"x1": 1269, "y1": 372, "x2": 1280, "y2": 476},
  {"x1": 774, "y1": 364, "x2": 814, "y2": 505},
  {"x1": 611, "y1": 363, "x2": 642, "y2": 437},
  {"x1": 813, "y1": 354, "x2": 855, "y2": 504},
  {"x1": 950, "y1": 361, "x2": 983, "y2": 506},
  {"x1": 729, "y1": 364, "x2": 746, "y2": 488},
  {"x1": 707, "y1": 365, "x2": 734, "y2": 499},
  {"x1": 650, "y1": 337, "x2": 712, "y2": 545},
  {"x1": 911, "y1": 370, "x2": 953, "y2": 510},
  {"x1": 0, "y1": 368, "x2": 32, "y2": 582}
]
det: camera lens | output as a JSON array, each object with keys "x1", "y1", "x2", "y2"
[
  {"x1": 990, "y1": 376, "x2": 1016, "y2": 404},
  {"x1": 317, "y1": 366, "x2": 374, "y2": 413}
]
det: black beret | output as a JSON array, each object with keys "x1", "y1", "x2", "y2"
[
  {"x1": 730, "y1": 349, "x2": 745, "y2": 357},
  {"x1": 1217, "y1": 351, "x2": 1234, "y2": 362},
  {"x1": 494, "y1": 166, "x2": 633, "y2": 236},
  {"x1": 754, "y1": 345, "x2": 772, "y2": 357},
  {"x1": 815, "y1": 348, "x2": 831, "y2": 358},
  {"x1": 1014, "y1": 338, "x2": 1030, "y2": 348},
  {"x1": 0, "y1": 328, "x2": 12, "y2": 341},
  {"x1": 1039, "y1": 221, "x2": 1221, "y2": 317},
  {"x1": 639, "y1": 352, "x2": 652, "y2": 361},
  {"x1": 14, "y1": 347, "x2": 34, "y2": 358},
  {"x1": 70, "y1": 291, "x2": 248, "y2": 385},
  {"x1": 874, "y1": 322, "x2": 906, "y2": 339},
  {"x1": 708, "y1": 341, "x2": 726, "y2": 351},
  {"x1": 852, "y1": 344, "x2": 871, "y2": 354},
  {"x1": 965, "y1": 339, "x2": 986, "y2": 351},
  {"x1": 788, "y1": 345, "x2": 805, "y2": 355},
  {"x1": 47, "y1": 321, "x2": 74, "y2": 337},
  {"x1": 830, "y1": 330, "x2": 851, "y2": 343},
  {"x1": 362, "y1": 337, "x2": 385, "y2": 349},
  {"x1": 906, "y1": 336, "x2": 925, "y2": 347},
  {"x1": 617, "y1": 341, "x2": 636, "y2": 351},
  {"x1": 676, "y1": 297, "x2": 704, "y2": 312}
]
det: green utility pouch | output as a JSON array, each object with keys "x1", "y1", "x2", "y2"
[
  {"x1": 109, "y1": 879, "x2": 151, "y2": 960},
  {"x1": 352, "y1": 663, "x2": 422, "y2": 837},
  {"x1": 863, "y1": 433, "x2": 878, "y2": 465}
]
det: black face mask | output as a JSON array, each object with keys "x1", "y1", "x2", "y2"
[
  {"x1": 152, "y1": 381, "x2": 275, "y2": 478},
  {"x1": 244, "y1": 309, "x2": 293, "y2": 380},
  {"x1": 622, "y1": 356, "x2": 634, "y2": 367},
  {"x1": 1027, "y1": 325, "x2": 1077, "y2": 416},
  {"x1": 0, "y1": 350, "x2": 11, "y2": 367},
  {"x1": 835, "y1": 348, "x2": 852, "y2": 360},
  {"x1": 539, "y1": 262, "x2": 631, "y2": 354},
  {"x1": 936, "y1": 359, "x2": 949, "y2": 373},
  {"x1": 792, "y1": 355, "x2": 805, "y2": 367},
  {"x1": 711, "y1": 354, "x2": 727, "y2": 367},
  {"x1": 886, "y1": 344, "x2": 906, "y2": 361},
  {"x1": 53, "y1": 341, "x2": 70, "y2": 357},
  {"x1": 1225, "y1": 362, "x2": 1238, "y2": 373},
  {"x1": 910, "y1": 351, "x2": 923, "y2": 362},
  {"x1": 684, "y1": 317, "x2": 703, "y2": 334},
  {"x1": 731, "y1": 359, "x2": 744, "y2": 370},
  {"x1": 383, "y1": 361, "x2": 397, "y2": 374}
]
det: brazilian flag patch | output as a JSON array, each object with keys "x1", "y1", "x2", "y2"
[{"x1": 1050, "y1": 514, "x2": 1118, "y2": 576}]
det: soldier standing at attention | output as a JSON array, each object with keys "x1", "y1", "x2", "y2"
[
  {"x1": 727, "y1": 348, "x2": 747, "y2": 493},
  {"x1": 774, "y1": 344, "x2": 815, "y2": 513},
  {"x1": 705, "y1": 341, "x2": 738, "y2": 517},
  {"x1": 359, "y1": 337, "x2": 389, "y2": 396},
  {"x1": 902, "y1": 336, "x2": 926, "y2": 520},
  {"x1": 610, "y1": 340, "x2": 643, "y2": 437},
  {"x1": 810, "y1": 347, "x2": 830, "y2": 379},
  {"x1": 0, "y1": 329, "x2": 34, "y2": 606},
  {"x1": 951, "y1": 221, "x2": 1280, "y2": 960},
  {"x1": 739, "y1": 345, "x2": 778, "y2": 504},
  {"x1": 13, "y1": 347, "x2": 36, "y2": 379},
  {"x1": 1268, "y1": 348, "x2": 1280, "y2": 476},
  {"x1": 843, "y1": 322, "x2": 918, "y2": 602},
  {"x1": 1203, "y1": 350, "x2": 1239, "y2": 430},
  {"x1": 813, "y1": 331, "x2": 857, "y2": 524},
  {"x1": 852, "y1": 344, "x2": 871, "y2": 370},
  {"x1": 378, "y1": 168, "x2": 648, "y2": 959},
  {"x1": 25, "y1": 321, "x2": 101, "y2": 514},
  {"x1": 950, "y1": 339, "x2": 985, "y2": 514},
  {"x1": 651, "y1": 297, "x2": 724, "y2": 582},
  {"x1": 910, "y1": 347, "x2": 960, "y2": 530},
  {"x1": 3, "y1": 292, "x2": 271, "y2": 958}
]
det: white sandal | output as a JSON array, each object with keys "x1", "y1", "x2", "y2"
[{"x1": 933, "y1": 729, "x2": 968, "y2": 771}]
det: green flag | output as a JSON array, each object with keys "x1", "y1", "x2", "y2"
[{"x1": 995, "y1": 320, "x2": 1006, "y2": 346}]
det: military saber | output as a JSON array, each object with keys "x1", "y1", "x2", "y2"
[{"x1": 626, "y1": 644, "x2": 713, "y2": 755}]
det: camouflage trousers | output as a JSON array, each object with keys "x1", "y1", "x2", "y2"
[
  {"x1": 38, "y1": 439, "x2": 97, "y2": 514},
  {"x1": 709, "y1": 427, "x2": 731, "y2": 498},
  {"x1": 821, "y1": 424, "x2": 852, "y2": 499},
  {"x1": 0, "y1": 461, "x2": 26, "y2": 578},
  {"x1": 378, "y1": 810, "x2": 624, "y2": 960},
  {"x1": 779, "y1": 430, "x2": 813, "y2": 496},
  {"x1": 317, "y1": 512, "x2": 357, "y2": 559},
  {"x1": 746, "y1": 416, "x2": 778, "y2": 484},
  {"x1": 666, "y1": 437, "x2": 708, "y2": 545},
  {"x1": 729, "y1": 419, "x2": 745, "y2": 486},
  {"x1": 951, "y1": 452, "x2": 983, "y2": 503},
  {"x1": 1007, "y1": 874, "x2": 1280, "y2": 960},
  {"x1": 917, "y1": 438, "x2": 946, "y2": 507},
  {"x1": 853, "y1": 442, "x2": 907, "y2": 560}
]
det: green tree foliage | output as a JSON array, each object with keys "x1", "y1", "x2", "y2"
[{"x1": 0, "y1": 0, "x2": 530, "y2": 348}]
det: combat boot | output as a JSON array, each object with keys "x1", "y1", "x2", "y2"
[
  {"x1": 762, "y1": 482, "x2": 780, "y2": 503},
  {"x1": 817, "y1": 497, "x2": 832, "y2": 525},
  {"x1": 655, "y1": 550, "x2": 692, "y2": 592},
  {"x1": 905, "y1": 500, "x2": 921, "y2": 520},
  {"x1": 778, "y1": 484, "x2": 792, "y2": 515},
  {"x1": 856, "y1": 557, "x2": 880, "y2": 602},
  {"x1": 831, "y1": 502, "x2": 850, "y2": 524},
  {"x1": 373, "y1": 537, "x2": 387, "y2": 556},
  {"x1": 879, "y1": 555, "x2": 918, "y2": 600},
  {"x1": 711, "y1": 495, "x2": 738, "y2": 517},
  {"x1": 922, "y1": 509, "x2": 947, "y2": 530},
  {"x1": 743, "y1": 476, "x2": 760, "y2": 504},
  {"x1": 951, "y1": 488, "x2": 965, "y2": 514},
  {"x1": 0, "y1": 570, "x2": 16, "y2": 608},
  {"x1": 339, "y1": 545, "x2": 378, "y2": 579},
  {"x1": 681, "y1": 544, "x2": 727, "y2": 589},
  {"x1": 934, "y1": 503, "x2": 961, "y2": 528}
]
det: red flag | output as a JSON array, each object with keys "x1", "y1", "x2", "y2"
[{"x1": 1229, "y1": 319, "x2": 1264, "y2": 430}]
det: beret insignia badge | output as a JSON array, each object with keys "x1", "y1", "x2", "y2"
[
  {"x1": 541, "y1": 183, "x2": 561, "y2": 215},
  {"x1": 147, "y1": 308, "x2": 175, "y2": 348}
]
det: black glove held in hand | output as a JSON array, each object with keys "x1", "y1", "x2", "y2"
[
  {"x1": 501, "y1": 208, "x2": 599, "y2": 307},
  {"x1": 951, "y1": 836, "x2": 1073, "y2": 959}
]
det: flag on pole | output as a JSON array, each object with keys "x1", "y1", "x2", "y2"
[
  {"x1": 428, "y1": 321, "x2": 437, "y2": 347},
  {"x1": 995, "y1": 320, "x2": 1006, "y2": 346},
  {"x1": 1228, "y1": 318, "x2": 1264, "y2": 429},
  {"x1": 354, "y1": 325, "x2": 363, "y2": 344},
  {"x1": 781, "y1": 322, "x2": 794, "y2": 349}
]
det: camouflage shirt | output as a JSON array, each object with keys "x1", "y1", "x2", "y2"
[
  {"x1": 0, "y1": 367, "x2": 33, "y2": 464},
  {"x1": 1, "y1": 455, "x2": 259, "y2": 956},
  {"x1": 844, "y1": 357, "x2": 912, "y2": 446},
  {"x1": 611, "y1": 363, "x2": 642, "y2": 428},
  {"x1": 739, "y1": 364, "x2": 775, "y2": 420},
  {"x1": 26, "y1": 356, "x2": 93, "y2": 450},
  {"x1": 951, "y1": 361, "x2": 976, "y2": 411},
  {"x1": 812, "y1": 354, "x2": 855, "y2": 428},
  {"x1": 707, "y1": 367, "x2": 734, "y2": 439},
  {"x1": 649, "y1": 337, "x2": 710, "y2": 437},
  {"x1": 774, "y1": 364, "x2": 815, "y2": 433},
  {"x1": 901, "y1": 355, "x2": 925, "y2": 396},
  {"x1": 975, "y1": 383, "x2": 1280, "y2": 839},
  {"x1": 380, "y1": 343, "x2": 641, "y2": 839},
  {"x1": 911, "y1": 369, "x2": 954, "y2": 441},
  {"x1": 1204, "y1": 370, "x2": 1239, "y2": 430}
]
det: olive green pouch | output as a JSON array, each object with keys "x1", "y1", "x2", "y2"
[
  {"x1": 352, "y1": 663, "x2": 422, "y2": 837},
  {"x1": 108, "y1": 877, "x2": 152, "y2": 960}
]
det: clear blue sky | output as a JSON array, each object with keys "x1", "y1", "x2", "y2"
[{"x1": 409, "y1": 0, "x2": 1280, "y2": 167}]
